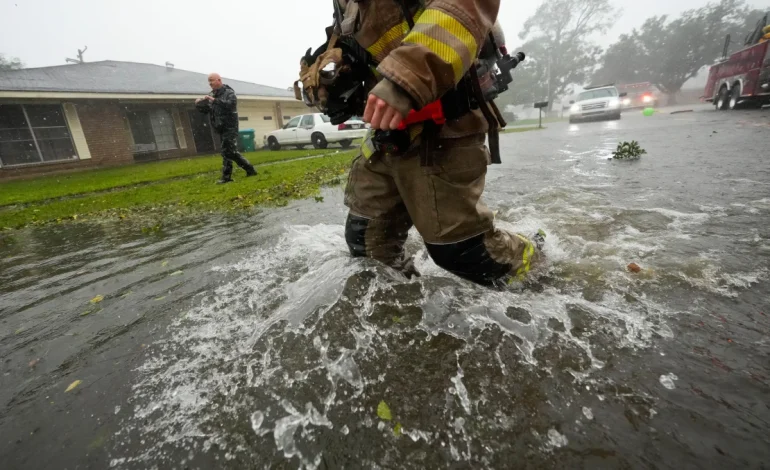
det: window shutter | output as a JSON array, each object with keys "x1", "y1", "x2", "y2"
[
  {"x1": 62, "y1": 103, "x2": 91, "y2": 160},
  {"x1": 171, "y1": 108, "x2": 187, "y2": 149}
]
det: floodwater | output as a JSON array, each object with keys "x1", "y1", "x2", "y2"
[{"x1": 1, "y1": 108, "x2": 769, "y2": 469}]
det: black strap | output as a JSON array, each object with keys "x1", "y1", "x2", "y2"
[
  {"x1": 419, "y1": 121, "x2": 440, "y2": 167},
  {"x1": 468, "y1": 65, "x2": 502, "y2": 164}
]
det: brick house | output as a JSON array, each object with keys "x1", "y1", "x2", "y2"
[{"x1": 0, "y1": 61, "x2": 309, "y2": 180}]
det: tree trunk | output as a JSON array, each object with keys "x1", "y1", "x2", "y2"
[{"x1": 666, "y1": 93, "x2": 677, "y2": 106}]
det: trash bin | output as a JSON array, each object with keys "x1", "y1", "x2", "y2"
[{"x1": 238, "y1": 129, "x2": 256, "y2": 152}]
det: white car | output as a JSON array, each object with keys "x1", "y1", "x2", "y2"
[
  {"x1": 265, "y1": 113, "x2": 368, "y2": 150},
  {"x1": 568, "y1": 85, "x2": 627, "y2": 123}
]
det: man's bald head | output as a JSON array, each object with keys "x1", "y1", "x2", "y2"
[{"x1": 208, "y1": 73, "x2": 223, "y2": 90}]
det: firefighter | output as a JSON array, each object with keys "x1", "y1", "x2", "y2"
[{"x1": 297, "y1": 0, "x2": 545, "y2": 288}]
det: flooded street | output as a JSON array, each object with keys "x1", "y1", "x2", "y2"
[{"x1": 2, "y1": 108, "x2": 769, "y2": 469}]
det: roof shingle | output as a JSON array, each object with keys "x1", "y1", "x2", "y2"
[{"x1": 0, "y1": 60, "x2": 293, "y2": 97}]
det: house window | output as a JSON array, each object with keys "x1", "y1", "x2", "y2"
[
  {"x1": 238, "y1": 116, "x2": 249, "y2": 121},
  {"x1": 0, "y1": 104, "x2": 77, "y2": 167},
  {"x1": 126, "y1": 108, "x2": 178, "y2": 153},
  {"x1": 283, "y1": 115, "x2": 291, "y2": 120},
  {"x1": 263, "y1": 116, "x2": 273, "y2": 120}
]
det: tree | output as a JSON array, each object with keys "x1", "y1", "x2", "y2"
[
  {"x1": 593, "y1": 0, "x2": 761, "y2": 104},
  {"x1": 0, "y1": 54, "x2": 24, "y2": 71},
  {"x1": 506, "y1": 0, "x2": 615, "y2": 110}
]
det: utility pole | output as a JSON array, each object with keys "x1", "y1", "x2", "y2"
[
  {"x1": 546, "y1": 46, "x2": 552, "y2": 115},
  {"x1": 65, "y1": 46, "x2": 88, "y2": 64}
]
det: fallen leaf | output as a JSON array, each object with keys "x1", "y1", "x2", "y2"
[
  {"x1": 161, "y1": 260, "x2": 169, "y2": 267},
  {"x1": 90, "y1": 295, "x2": 104, "y2": 304},
  {"x1": 65, "y1": 380, "x2": 82, "y2": 392},
  {"x1": 155, "y1": 296, "x2": 166, "y2": 301},
  {"x1": 393, "y1": 423, "x2": 402, "y2": 436},
  {"x1": 627, "y1": 263, "x2": 642, "y2": 273},
  {"x1": 377, "y1": 400, "x2": 392, "y2": 421},
  {"x1": 170, "y1": 270, "x2": 183, "y2": 276}
]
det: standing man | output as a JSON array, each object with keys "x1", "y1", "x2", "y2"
[
  {"x1": 196, "y1": 73, "x2": 257, "y2": 184},
  {"x1": 296, "y1": 1, "x2": 546, "y2": 288}
]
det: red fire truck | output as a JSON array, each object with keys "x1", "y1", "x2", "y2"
[{"x1": 703, "y1": 13, "x2": 770, "y2": 110}]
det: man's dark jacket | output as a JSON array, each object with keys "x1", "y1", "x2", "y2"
[{"x1": 196, "y1": 84, "x2": 239, "y2": 134}]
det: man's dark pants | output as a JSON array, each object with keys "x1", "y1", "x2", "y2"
[{"x1": 219, "y1": 130, "x2": 255, "y2": 180}]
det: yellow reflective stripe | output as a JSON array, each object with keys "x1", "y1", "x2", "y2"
[
  {"x1": 367, "y1": 22, "x2": 410, "y2": 59},
  {"x1": 513, "y1": 235, "x2": 535, "y2": 280},
  {"x1": 404, "y1": 9, "x2": 477, "y2": 81},
  {"x1": 403, "y1": 32, "x2": 464, "y2": 81},
  {"x1": 414, "y1": 9, "x2": 477, "y2": 56},
  {"x1": 366, "y1": 9, "x2": 424, "y2": 61},
  {"x1": 361, "y1": 130, "x2": 376, "y2": 159}
]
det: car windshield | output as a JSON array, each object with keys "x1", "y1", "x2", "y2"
[{"x1": 578, "y1": 88, "x2": 618, "y2": 101}]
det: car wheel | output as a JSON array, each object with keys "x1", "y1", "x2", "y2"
[
  {"x1": 716, "y1": 86, "x2": 730, "y2": 110},
  {"x1": 267, "y1": 136, "x2": 281, "y2": 151},
  {"x1": 312, "y1": 133, "x2": 328, "y2": 149},
  {"x1": 339, "y1": 139, "x2": 353, "y2": 149},
  {"x1": 728, "y1": 84, "x2": 741, "y2": 110}
]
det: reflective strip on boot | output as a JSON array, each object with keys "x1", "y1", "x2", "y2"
[{"x1": 507, "y1": 234, "x2": 536, "y2": 284}]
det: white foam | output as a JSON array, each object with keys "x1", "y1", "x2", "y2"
[{"x1": 659, "y1": 373, "x2": 678, "y2": 390}]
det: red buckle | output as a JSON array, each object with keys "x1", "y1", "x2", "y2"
[{"x1": 396, "y1": 100, "x2": 446, "y2": 130}]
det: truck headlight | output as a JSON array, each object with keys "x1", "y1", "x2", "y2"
[
  {"x1": 608, "y1": 98, "x2": 620, "y2": 108},
  {"x1": 570, "y1": 104, "x2": 580, "y2": 112},
  {"x1": 622, "y1": 98, "x2": 631, "y2": 106}
]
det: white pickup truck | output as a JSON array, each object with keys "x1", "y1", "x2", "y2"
[{"x1": 264, "y1": 113, "x2": 368, "y2": 150}]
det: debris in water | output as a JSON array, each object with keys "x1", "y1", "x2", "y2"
[
  {"x1": 547, "y1": 429, "x2": 569, "y2": 448},
  {"x1": 393, "y1": 423, "x2": 402, "y2": 437},
  {"x1": 659, "y1": 373, "x2": 678, "y2": 390},
  {"x1": 65, "y1": 380, "x2": 82, "y2": 392},
  {"x1": 341, "y1": 425, "x2": 350, "y2": 435},
  {"x1": 627, "y1": 263, "x2": 642, "y2": 273},
  {"x1": 28, "y1": 358, "x2": 40, "y2": 368},
  {"x1": 170, "y1": 270, "x2": 184, "y2": 276},
  {"x1": 612, "y1": 141, "x2": 646, "y2": 160},
  {"x1": 377, "y1": 400, "x2": 392, "y2": 421},
  {"x1": 90, "y1": 295, "x2": 104, "y2": 304},
  {"x1": 582, "y1": 407, "x2": 594, "y2": 420}
]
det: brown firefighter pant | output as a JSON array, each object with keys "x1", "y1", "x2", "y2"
[{"x1": 343, "y1": 133, "x2": 541, "y2": 287}]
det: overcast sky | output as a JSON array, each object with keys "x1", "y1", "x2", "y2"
[{"x1": 0, "y1": 0, "x2": 763, "y2": 91}]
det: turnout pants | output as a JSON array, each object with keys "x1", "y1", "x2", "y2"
[
  {"x1": 220, "y1": 131, "x2": 255, "y2": 180},
  {"x1": 344, "y1": 133, "x2": 541, "y2": 287}
]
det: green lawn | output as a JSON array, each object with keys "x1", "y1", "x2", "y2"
[
  {"x1": 507, "y1": 116, "x2": 566, "y2": 127},
  {"x1": 0, "y1": 151, "x2": 357, "y2": 229},
  {"x1": 501, "y1": 126, "x2": 545, "y2": 134},
  {"x1": 0, "y1": 147, "x2": 342, "y2": 207}
]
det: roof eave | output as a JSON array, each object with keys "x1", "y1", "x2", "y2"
[{"x1": 0, "y1": 90, "x2": 298, "y2": 102}]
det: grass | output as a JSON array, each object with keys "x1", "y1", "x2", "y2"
[
  {"x1": 0, "y1": 147, "x2": 339, "y2": 207},
  {"x1": 507, "y1": 116, "x2": 566, "y2": 127},
  {"x1": 0, "y1": 151, "x2": 357, "y2": 229},
  {"x1": 502, "y1": 126, "x2": 545, "y2": 134}
]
